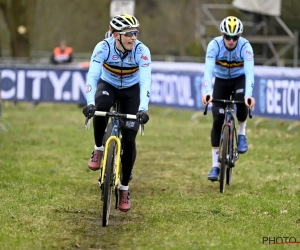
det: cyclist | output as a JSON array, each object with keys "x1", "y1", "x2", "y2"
[
  {"x1": 202, "y1": 16, "x2": 256, "y2": 181},
  {"x1": 104, "y1": 28, "x2": 112, "y2": 38},
  {"x1": 82, "y1": 14, "x2": 151, "y2": 212}
]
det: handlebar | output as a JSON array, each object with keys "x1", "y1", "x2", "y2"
[
  {"x1": 203, "y1": 98, "x2": 253, "y2": 119},
  {"x1": 94, "y1": 111, "x2": 137, "y2": 119},
  {"x1": 84, "y1": 111, "x2": 145, "y2": 135}
]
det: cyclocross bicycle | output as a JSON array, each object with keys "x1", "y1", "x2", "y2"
[
  {"x1": 204, "y1": 94, "x2": 252, "y2": 193},
  {"x1": 85, "y1": 101, "x2": 144, "y2": 226}
]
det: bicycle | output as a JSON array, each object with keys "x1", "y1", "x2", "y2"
[
  {"x1": 84, "y1": 101, "x2": 144, "y2": 227},
  {"x1": 204, "y1": 94, "x2": 252, "y2": 193}
]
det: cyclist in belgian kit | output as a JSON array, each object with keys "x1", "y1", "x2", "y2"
[
  {"x1": 82, "y1": 14, "x2": 151, "y2": 212},
  {"x1": 202, "y1": 16, "x2": 256, "y2": 181}
]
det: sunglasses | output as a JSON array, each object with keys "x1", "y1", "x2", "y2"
[
  {"x1": 224, "y1": 34, "x2": 239, "y2": 41},
  {"x1": 118, "y1": 30, "x2": 139, "y2": 37}
]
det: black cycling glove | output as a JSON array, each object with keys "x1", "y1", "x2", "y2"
[
  {"x1": 82, "y1": 104, "x2": 96, "y2": 119},
  {"x1": 136, "y1": 110, "x2": 149, "y2": 124}
]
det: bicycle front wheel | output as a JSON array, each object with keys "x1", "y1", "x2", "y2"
[
  {"x1": 102, "y1": 122, "x2": 112, "y2": 146},
  {"x1": 220, "y1": 126, "x2": 229, "y2": 193},
  {"x1": 226, "y1": 167, "x2": 232, "y2": 185},
  {"x1": 102, "y1": 141, "x2": 116, "y2": 227}
]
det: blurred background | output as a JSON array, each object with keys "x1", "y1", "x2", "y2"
[{"x1": 0, "y1": 0, "x2": 299, "y2": 67}]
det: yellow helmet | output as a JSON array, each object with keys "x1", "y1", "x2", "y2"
[{"x1": 220, "y1": 16, "x2": 243, "y2": 36}]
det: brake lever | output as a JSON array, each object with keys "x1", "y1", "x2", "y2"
[
  {"x1": 203, "y1": 104, "x2": 209, "y2": 115},
  {"x1": 84, "y1": 117, "x2": 90, "y2": 130},
  {"x1": 248, "y1": 108, "x2": 253, "y2": 119},
  {"x1": 247, "y1": 98, "x2": 253, "y2": 119},
  {"x1": 138, "y1": 118, "x2": 145, "y2": 136}
]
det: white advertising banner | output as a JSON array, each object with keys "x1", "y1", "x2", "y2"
[{"x1": 232, "y1": 0, "x2": 282, "y2": 16}]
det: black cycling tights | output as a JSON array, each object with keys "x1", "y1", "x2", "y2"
[
  {"x1": 211, "y1": 75, "x2": 248, "y2": 147},
  {"x1": 121, "y1": 129, "x2": 138, "y2": 186}
]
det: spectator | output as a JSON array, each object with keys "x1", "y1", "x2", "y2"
[
  {"x1": 105, "y1": 25, "x2": 113, "y2": 39},
  {"x1": 51, "y1": 40, "x2": 73, "y2": 65}
]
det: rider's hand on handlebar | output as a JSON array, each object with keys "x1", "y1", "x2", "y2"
[
  {"x1": 244, "y1": 97, "x2": 255, "y2": 109},
  {"x1": 202, "y1": 94, "x2": 213, "y2": 105},
  {"x1": 82, "y1": 104, "x2": 96, "y2": 119},
  {"x1": 136, "y1": 110, "x2": 149, "y2": 124}
]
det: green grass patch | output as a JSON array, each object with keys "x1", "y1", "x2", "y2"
[{"x1": 0, "y1": 103, "x2": 300, "y2": 250}]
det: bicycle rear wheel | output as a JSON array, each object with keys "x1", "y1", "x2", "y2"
[
  {"x1": 220, "y1": 126, "x2": 229, "y2": 193},
  {"x1": 102, "y1": 140, "x2": 116, "y2": 227}
]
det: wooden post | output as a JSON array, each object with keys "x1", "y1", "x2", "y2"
[{"x1": 0, "y1": 70, "x2": 2, "y2": 118}]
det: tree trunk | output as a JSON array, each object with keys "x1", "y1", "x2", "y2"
[
  {"x1": 11, "y1": 33, "x2": 30, "y2": 57},
  {"x1": 0, "y1": 0, "x2": 36, "y2": 58}
]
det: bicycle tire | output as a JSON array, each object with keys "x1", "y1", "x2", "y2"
[
  {"x1": 227, "y1": 122, "x2": 236, "y2": 185},
  {"x1": 99, "y1": 122, "x2": 113, "y2": 199},
  {"x1": 220, "y1": 126, "x2": 229, "y2": 193},
  {"x1": 102, "y1": 140, "x2": 115, "y2": 227},
  {"x1": 226, "y1": 167, "x2": 232, "y2": 185},
  {"x1": 102, "y1": 122, "x2": 113, "y2": 146}
]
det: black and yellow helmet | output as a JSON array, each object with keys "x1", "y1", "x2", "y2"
[
  {"x1": 110, "y1": 14, "x2": 139, "y2": 32},
  {"x1": 220, "y1": 16, "x2": 243, "y2": 36}
]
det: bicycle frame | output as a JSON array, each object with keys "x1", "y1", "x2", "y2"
[
  {"x1": 204, "y1": 95, "x2": 252, "y2": 168},
  {"x1": 95, "y1": 102, "x2": 143, "y2": 192}
]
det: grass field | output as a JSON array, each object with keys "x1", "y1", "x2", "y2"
[{"x1": 0, "y1": 102, "x2": 300, "y2": 250}]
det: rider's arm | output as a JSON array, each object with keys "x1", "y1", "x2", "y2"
[
  {"x1": 137, "y1": 45, "x2": 152, "y2": 112},
  {"x1": 241, "y1": 43, "x2": 255, "y2": 98},
  {"x1": 203, "y1": 40, "x2": 218, "y2": 95},
  {"x1": 85, "y1": 41, "x2": 107, "y2": 105}
]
